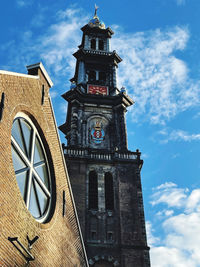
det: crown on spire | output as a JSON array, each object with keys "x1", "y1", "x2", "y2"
[
  {"x1": 88, "y1": 5, "x2": 105, "y2": 29},
  {"x1": 94, "y1": 4, "x2": 99, "y2": 17}
]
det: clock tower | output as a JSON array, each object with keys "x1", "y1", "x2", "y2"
[{"x1": 59, "y1": 8, "x2": 150, "y2": 267}]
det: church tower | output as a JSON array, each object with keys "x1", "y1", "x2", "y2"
[{"x1": 59, "y1": 7, "x2": 150, "y2": 267}]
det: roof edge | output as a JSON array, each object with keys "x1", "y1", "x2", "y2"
[
  {"x1": 26, "y1": 62, "x2": 54, "y2": 87},
  {"x1": 0, "y1": 70, "x2": 39, "y2": 79}
]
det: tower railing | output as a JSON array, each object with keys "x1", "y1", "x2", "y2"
[
  {"x1": 63, "y1": 147, "x2": 140, "y2": 161},
  {"x1": 85, "y1": 49, "x2": 112, "y2": 57}
]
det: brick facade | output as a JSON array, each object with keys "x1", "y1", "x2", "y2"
[{"x1": 0, "y1": 64, "x2": 88, "y2": 266}]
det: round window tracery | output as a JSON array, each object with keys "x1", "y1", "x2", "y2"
[{"x1": 11, "y1": 114, "x2": 53, "y2": 223}]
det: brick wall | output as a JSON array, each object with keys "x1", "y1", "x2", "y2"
[{"x1": 0, "y1": 65, "x2": 88, "y2": 266}]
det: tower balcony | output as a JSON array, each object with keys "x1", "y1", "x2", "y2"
[
  {"x1": 62, "y1": 146, "x2": 142, "y2": 165},
  {"x1": 84, "y1": 49, "x2": 113, "y2": 56}
]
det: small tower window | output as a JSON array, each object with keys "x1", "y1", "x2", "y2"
[
  {"x1": 91, "y1": 231, "x2": 97, "y2": 240},
  {"x1": 88, "y1": 70, "x2": 96, "y2": 82},
  {"x1": 89, "y1": 171, "x2": 98, "y2": 210},
  {"x1": 91, "y1": 39, "x2": 96, "y2": 50},
  {"x1": 99, "y1": 72, "x2": 106, "y2": 83},
  {"x1": 105, "y1": 172, "x2": 114, "y2": 210},
  {"x1": 99, "y1": 40, "x2": 104, "y2": 50},
  {"x1": 107, "y1": 232, "x2": 114, "y2": 242}
]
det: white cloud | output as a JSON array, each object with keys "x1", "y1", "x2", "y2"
[
  {"x1": 154, "y1": 182, "x2": 177, "y2": 190},
  {"x1": 170, "y1": 130, "x2": 200, "y2": 142},
  {"x1": 151, "y1": 246, "x2": 195, "y2": 267},
  {"x1": 146, "y1": 221, "x2": 160, "y2": 246},
  {"x1": 59, "y1": 103, "x2": 68, "y2": 114},
  {"x1": 171, "y1": 153, "x2": 180, "y2": 159},
  {"x1": 16, "y1": 0, "x2": 32, "y2": 7},
  {"x1": 49, "y1": 90, "x2": 58, "y2": 99},
  {"x1": 151, "y1": 183, "x2": 188, "y2": 208},
  {"x1": 2, "y1": 7, "x2": 200, "y2": 122},
  {"x1": 36, "y1": 9, "x2": 88, "y2": 79},
  {"x1": 176, "y1": 0, "x2": 186, "y2": 6},
  {"x1": 160, "y1": 129, "x2": 200, "y2": 143},
  {"x1": 156, "y1": 209, "x2": 174, "y2": 218},
  {"x1": 0, "y1": 7, "x2": 88, "y2": 96},
  {"x1": 149, "y1": 183, "x2": 200, "y2": 267},
  {"x1": 193, "y1": 111, "x2": 200, "y2": 119},
  {"x1": 164, "y1": 213, "x2": 200, "y2": 263},
  {"x1": 185, "y1": 189, "x2": 200, "y2": 212},
  {"x1": 113, "y1": 26, "x2": 200, "y2": 124}
]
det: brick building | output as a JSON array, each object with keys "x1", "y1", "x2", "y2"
[
  {"x1": 59, "y1": 10, "x2": 150, "y2": 267},
  {"x1": 0, "y1": 63, "x2": 88, "y2": 266}
]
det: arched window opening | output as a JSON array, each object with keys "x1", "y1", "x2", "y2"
[
  {"x1": 11, "y1": 114, "x2": 55, "y2": 223},
  {"x1": 98, "y1": 40, "x2": 104, "y2": 50},
  {"x1": 88, "y1": 70, "x2": 96, "y2": 82},
  {"x1": 105, "y1": 172, "x2": 114, "y2": 210},
  {"x1": 99, "y1": 72, "x2": 106, "y2": 83},
  {"x1": 89, "y1": 171, "x2": 98, "y2": 210},
  {"x1": 91, "y1": 39, "x2": 96, "y2": 50}
]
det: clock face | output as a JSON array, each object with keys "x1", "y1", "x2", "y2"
[{"x1": 87, "y1": 84, "x2": 108, "y2": 95}]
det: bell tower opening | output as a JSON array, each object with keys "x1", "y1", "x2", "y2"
[
  {"x1": 98, "y1": 39, "x2": 104, "y2": 50},
  {"x1": 105, "y1": 172, "x2": 114, "y2": 211},
  {"x1": 91, "y1": 39, "x2": 96, "y2": 50},
  {"x1": 88, "y1": 170, "x2": 98, "y2": 210}
]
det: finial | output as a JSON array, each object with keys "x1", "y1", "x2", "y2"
[{"x1": 94, "y1": 4, "x2": 99, "y2": 17}]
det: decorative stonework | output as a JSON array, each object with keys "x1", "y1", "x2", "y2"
[{"x1": 91, "y1": 120, "x2": 105, "y2": 144}]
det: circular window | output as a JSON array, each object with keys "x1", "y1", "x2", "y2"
[{"x1": 11, "y1": 114, "x2": 53, "y2": 223}]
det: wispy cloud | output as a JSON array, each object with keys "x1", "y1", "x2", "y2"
[
  {"x1": 146, "y1": 221, "x2": 160, "y2": 246},
  {"x1": 1, "y1": 7, "x2": 200, "y2": 122},
  {"x1": 159, "y1": 129, "x2": 200, "y2": 143},
  {"x1": 0, "y1": 7, "x2": 88, "y2": 85},
  {"x1": 176, "y1": 0, "x2": 186, "y2": 6},
  {"x1": 151, "y1": 182, "x2": 188, "y2": 208},
  {"x1": 113, "y1": 26, "x2": 200, "y2": 124},
  {"x1": 32, "y1": 7, "x2": 88, "y2": 80},
  {"x1": 16, "y1": 0, "x2": 32, "y2": 7},
  {"x1": 149, "y1": 183, "x2": 200, "y2": 266},
  {"x1": 49, "y1": 90, "x2": 58, "y2": 99},
  {"x1": 193, "y1": 111, "x2": 200, "y2": 119}
]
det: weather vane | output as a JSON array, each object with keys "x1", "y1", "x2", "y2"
[{"x1": 94, "y1": 4, "x2": 99, "y2": 17}]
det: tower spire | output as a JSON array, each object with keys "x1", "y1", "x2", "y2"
[
  {"x1": 59, "y1": 10, "x2": 151, "y2": 266},
  {"x1": 94, "y1": 4, "x2": 99, "y2": 17}
]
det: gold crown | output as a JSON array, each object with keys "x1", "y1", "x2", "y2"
[{"x1": 95, "y1": 121, "x2": 101, "y2": 130}]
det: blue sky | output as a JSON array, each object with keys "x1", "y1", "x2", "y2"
[{"x1": 1, "y1": 1, "x2": 200, "y2": 266}]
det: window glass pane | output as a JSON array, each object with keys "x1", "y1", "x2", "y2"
[
  {"x1": 21, "y1": 119, "x2": 32, "y2": 158},
  {"x1": 29, "y1": 181, "x2": 40, "y2": 218},
  {"x1": 35, "y1": 164, "x2": 49, "y2": 188},
  {"x1": 34, "y1": 179, "x2": 49, "y2": 215},
  {"x1": 34, "y1": 136, "x2": 44, "y2": 163},
  {"x1": 11, "y1": 146, "x2": 27, "y2": 172},
  {"x1": 12, "y1": 119, "x2": 26, "y2": 153},
  {"x1": 11, "y1": 115, "x2": 53, "y2": 223},
  {"x1": 16, "y1": 171, "x2": 28, "y2": 199}
]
